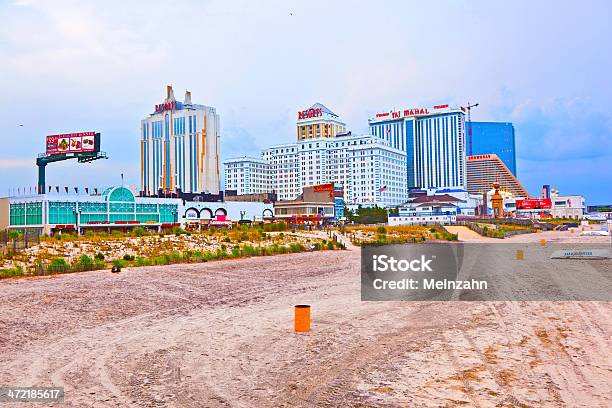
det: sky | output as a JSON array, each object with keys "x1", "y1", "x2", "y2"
[{"x1": 1, "y1": 0, "x2": 611, "y2": 203}]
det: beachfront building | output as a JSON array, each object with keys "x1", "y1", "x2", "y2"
[
  {"x1": 296, "y1": 103, "x2": 346, "y2": 141},
  {"x1": 1, "y1": 186, "x2": 275, "y2": 234},
  {"x1": 2, "y1": 187, "x2": 180, "y2": 235},
  {"x1": 466, "y1": 154, "x2": 528, "y2": 198},
  {"x1": 261, "y1": 143, "x2": 301, "y2": 200},
  {"x1": 224, "y1": 156, "x2": 273, "y2": 195},
  {"x1": 331, "y1": 133, "x2": 406, "y2": 206},
  {"x1": 388, "y1": 194, "x2": 464, "y2": 226},
  {"x1": 259, "y1": 133, "x2": 406, "y2": 206},
  {"x1": 550, "y1": 193, "x2": 585, "y2": 219},
  {"x1": 368, "y1": 104, "x2": 467, "y2": 190},
  {"x1": 141, "y1": 85, "x2": 220, "y2": 195},
  {"x1": 225, "y1": 103, "x2": 407, "y2": 208},
  {"x1": 273, "y1": 184, "x2": 336, "y2": 225}
]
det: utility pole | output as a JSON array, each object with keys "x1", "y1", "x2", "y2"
[{"x1": 465, "y1": 102, "x2": 479, "y2": 156}]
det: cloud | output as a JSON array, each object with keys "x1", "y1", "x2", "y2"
[
  {"x1": 0, "y1": 0, "x2": 611, "y2": 201},
  {"x1": 0, "y1": 159, "x2": 32, "y2": 169},
  {"x1": 219, "y1": 125, "x2": 262, "y2": 161},
  {"x1": 509, "y1": 98, "x2": 612, "y2": 161}
]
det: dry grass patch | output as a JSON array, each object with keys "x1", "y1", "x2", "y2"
[{"x1": 449, "y1": 367, "x2": 483, "y2": 382}]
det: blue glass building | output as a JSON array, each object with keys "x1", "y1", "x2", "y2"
[{"x1": 468, "y1": 122, "x2": 517, "y2": 176}]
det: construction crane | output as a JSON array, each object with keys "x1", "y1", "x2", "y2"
[{"x1": 465, "y1": 102, "x2": 479, "y2": 156}]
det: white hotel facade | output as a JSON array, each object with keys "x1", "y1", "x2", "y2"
[
  {"x1": 224, "y1": 103, "x2": 467, "y2": 208},
  {"x1": 225, "y1": 104, "x2": 406, "y2": 207},
  {"x1": 225, "y1": 135, "x2": 406, "y2": 206},
  {"x1": 262, "y1": 133, "x2": 407, "y2": 205},
  {"x1": 141, "y1": 86, "x2": 221, "y2": 195},
  {"x1": 369, "y1": 104, "x2": 467, "y2": 190},
  {"x1": 224, "y1": 156, "x2": 273, "y2": 195}
]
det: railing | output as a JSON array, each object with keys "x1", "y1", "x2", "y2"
[
  {"x1": 390, "y1": 211, "x2": 456, "y2": 217},
  {"x1": 456, "y1": 216, "x2": 533, "y2": 226},
  {"x1": 0, "y1": 228, "x2": 41, "y2": 256},
  {"x1": 456, "y1": 221, "x2": 534, "y2": 239}
]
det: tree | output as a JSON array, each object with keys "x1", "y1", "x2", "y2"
[{"x1": 344, "y1": 205, "x2": 388, "y2": 225}]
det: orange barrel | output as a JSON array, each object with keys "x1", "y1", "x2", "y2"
[
  {"x1": 540, "y1": 238, "x2": 546, "y2": 247},
  {"x1": 294, "y1": 305, "x2": 311, "y2": 333}
]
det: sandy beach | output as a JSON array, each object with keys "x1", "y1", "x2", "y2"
[{"x1": 0, "y1": 232, "x2": 610, "y2": 407}]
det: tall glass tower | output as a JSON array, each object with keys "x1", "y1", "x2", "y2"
[{"x1": 468, "y1": 122, "x2": 517, "y2": 176}]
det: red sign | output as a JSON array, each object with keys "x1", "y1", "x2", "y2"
[
  {"x1": 313, "y1": 183, "x2": 334, "y2": 192},
  {"x1": 467, "y1": 154, "x2": 492, "y2": 161},
  {"x1": 516, "y1": 198, "x2": 552, "y2": 210},
  {"x1": 155, "y1": 101, "x2": 177, "y2": 113},
  {"x1": 46, "y1": 132, "x2": 97, "y2": 155},
  {"x1": 403, "y1": 108, "x2": 429, "y2": 116},
  {"x1": 374, "y1": 107, "x2": 435, "y2": 120},
  {"x1": 298, "y1": 107, "x2": 322, "y2": 120}
]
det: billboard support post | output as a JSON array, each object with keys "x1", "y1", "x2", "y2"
[{"x1": 37, "y1": 161, "x2": 46, "y2": 195}]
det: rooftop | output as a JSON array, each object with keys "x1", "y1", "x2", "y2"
[{"x1": 406, "y1": 194, "x2": 466, "y2": 204}]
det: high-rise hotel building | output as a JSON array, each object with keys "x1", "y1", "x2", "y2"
[
  {"x1": 259, "y1": 133, "x2": 406, "y2": 205},
  {"x1": 224, "y1": 156, "x2": 273, "y2": 195},
  {"x1": 141, "y1": 86, "x2": 220, "y2": 195},
  {"x1": 296, "y1": 103, "x2": 347, "y2": 140},
  {"x1": 368, "y1": 105, "x2": 467, "y2": 190},
  {"x1": 466, "y1": 154, "x2": 527, "y2": 197},
  {"x1": 225, "y1": 104, "x2": 407, "y2": 206}
]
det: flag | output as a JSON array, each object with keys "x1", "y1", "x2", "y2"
[{"x1": 377, "y1": 185, "x2": 387, "y2": 192}]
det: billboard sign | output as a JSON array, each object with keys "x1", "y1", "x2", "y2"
[
  {"x1": 516, "y1": 198, "x2": 552, "y2": 210},
  {"x1": 46, "y1": 132, "x2": 99, "y2": 155}
]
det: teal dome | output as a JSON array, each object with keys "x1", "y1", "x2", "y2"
[{"x1": 102, "y1": 186, "x2": 135, "y2": 202}]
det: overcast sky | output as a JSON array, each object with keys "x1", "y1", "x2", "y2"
[{"x1": 1, "y1": 0, "x2": 611, "y2": 203}]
